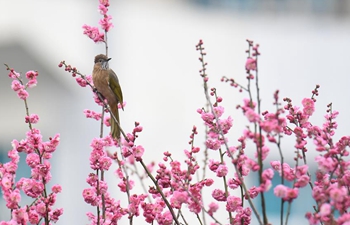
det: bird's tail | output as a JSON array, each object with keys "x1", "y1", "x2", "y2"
[{"x1": 110, "y1": 103, "x2": 120, "y2": 140}]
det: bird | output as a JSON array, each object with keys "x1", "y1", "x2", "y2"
[{"x1": 92, "y1": 54, "x2": 123, "y2": 139}]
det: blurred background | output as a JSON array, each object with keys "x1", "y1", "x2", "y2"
[{"x1": 0, "y1": 0, "x2": 349, "y2": 224}]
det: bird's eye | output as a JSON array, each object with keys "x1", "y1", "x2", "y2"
[{"x1": 99, "y1": 59, "x2": 103, "y2": 63}]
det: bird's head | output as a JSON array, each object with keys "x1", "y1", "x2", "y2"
[{"x1": 94, "y1": 54, "x2": 111, "y2": 70}]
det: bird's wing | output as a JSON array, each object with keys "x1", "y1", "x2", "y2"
[{"x1": 108, "y1": 69, "x2": 124, "y2": 110}]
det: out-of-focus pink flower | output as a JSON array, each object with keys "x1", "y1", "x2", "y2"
[
  {"x1": 302, "y1": 98, "x2": 315, "y2": 116},
  {"x1": 99, "y1": 15, "x2": 113, "y2": 32},
  {"x1": 132, "y1": 145, "x2": 144, "y2": 161},
  {"x1": 52, "y1": 184, "x2": 62, "y2": 193},
  {"x1": 212, "y1": 189, "x2": 226, "y2": 201},
  {"x1": 17, "y1": 89, "x2": 29, "y2": 100},
  {"x1": 245, "y1": 57, "x2": 257, "y2": 71},
  {"x1": 208, "y1": 202, "x2": 219, "y2": 216},
  {"x1": 82, "y1": 25, "x2": 104, "y2": 43},
  {"x1": 226, "y1": 195, "x2": 242, "y2": 212},
  {"x1": 25, "y1": 114, "x2": 39, "y2": 124},
  {"x1": 25, "y1": 71, "x2": 38, "y2": 80},
  {"x1": 216, "y1": 164, "x2": 228, "y2": 177},
  {"x1": 11, "y1": 80, "x2": 23, "y2": 91},
  {"x1": 84, "y1": 109, "x2": 102, "y2": 121},
  {"x1": 170, "y1": 191, "x2": 188, "y2": 209},
  {"x1": 82, "y1": 188, "x2": 98, "y2": 206}
]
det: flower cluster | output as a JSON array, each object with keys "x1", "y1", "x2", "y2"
[
  {"x1": 83, "y1": 136, "x2": 129, "y2": 224},
  {"x1": 63, "y1": 15, "x2": 350, "y2": 223},
  {"x1": 7, "y1": 68, "x2": 38, "y2": 100},
  {"x1": 1, "y1": 66, "x2": 62, "y2": 224},
  {"x1": 82, "y1": 0, "x2": 113, "y2": 43}
]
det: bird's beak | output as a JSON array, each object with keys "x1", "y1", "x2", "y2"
[{"x1": 107, "y1": 58, "x2": 112, "y2": 61}]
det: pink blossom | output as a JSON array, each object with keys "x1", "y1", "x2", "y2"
[
  {"x1": 19, "y1": 178, "x2": 44, "y2": 198},
  {"x1": 76, "y1": 77, "x2": 87, "y2": 87},
  {"x1": 1, "y1": 174, "x2": 14, "y2": 190},
  {"x1": 26, "y1": 78, "x2": 37, "y2": 88},
  {"x1": 28, "y1": 210, "x2": 40, "y2": 224},
  {"x1": 3, "y1": 161, "x2": 17, "y2": 174},
  {"x1": 285, "y1": 187, "x2": 299, "y2": 202},
  {"x1": 132, "y1": 145, "x2": 144, "y2": 160},
  {"x1": 17, "y1": 89, "x2": 29, "y2": 100},
  {"x1": 25, "y1": 70, "x2": 38, "y2": 80},
  {"x1": 43, "y1": 133, "x2": 60, "y2": 153},
  {"x1": 6, "y1": 188, "x2": 21, "y2": 209},
  {"x1": 129, "y1": 194, "x2": 146, "y2": 216},
  {"x1": 213, "y1": 106, "x2": 224, "y2": 117},
  {"x1": 8, "y1": 149, "x2": 19, "y2": 163},
  {"x1": 262, "y1": 168, "x2": 274, "y2": 181},
  {"x1": 274, "y1": 184, "x2": 287, "y2": 198},
  {"x1": 337, "y1": 213, "x2": 350, "y2": 224},
  {"x1": 187, "y1": 184, "x2": 203, "y2": 214},
  {"x1": 52, "y1": 184, "x2": 62, "y2": 193},
  {"x1": 260, "y1": 179, "x2": 272, "y2": 192},
  {"x1": 26, "y1": 153, "x2": 40, "y2": 168},
  {"x1": 11, "y1": 139, "x2": 29, "y2": 153},
  {"x1": 83, "y1": 188, "x2": 98, "y2": 206},
  {"x1": 305, "y1": 212, "x2": 319, "y2": 225},
  {"x1": 205, "y1": 139, "x2": 221, "y2": 150},
  {"x1": 122, "y1": 146, "x2": 132, "y2": 158},
  {"x1": 133, "y1": 125, "x2": 143, "y2": 133},
  {"x1": 254, "y1": 145, "x2": 269, "y2": 160},
  {"x1": 302, "y1": 98, "x2": 315, "y2": 116},
  {"x1": 34, "y1": 160, "x2": 51, "y2": 178},
  {"x1": 50, "y1": 208, "x2": 63, "y2": 222},
  {"x1": 99, "y1": 15, "x2": 113, "y2": 32},
  {"x1": 84, "y1": 109, "x2": 102, "y2": 120},
  {"x1": 12, "y1": 207, "x2": 28, "y2": 224},
  {"x1": 98, "y1": 180, "x2": 108, "y2": 194},
  {"x1": 270, "y1": 161, "x2": 281, "y2": 172},
  {"x1": 216, "y1": 164, "x2": 228, "y2": 177},
  {"x1": 245, "y1": 108, "x2": 260, "y2": 122},
  {"x1": 315, "y1": 156, "x2": 336, "y2": 173},
  {"x1": 208, "y1": 202, "x2": 219, "y2": 216},
  {"x1": 319, "y1": 203, "x2": 331, "y2": 217},
  {"x1": 243, "y1": 98, "x2": 256, "y2": 109},
  {"x1": 35, "y1": 202, "x2": 47, "y2": 217},
  {"x1": 192, "y1": 146, "x2": 200, "y2": 153},
  {"x1": 233, "y1": 207, "x2": 252, "y2": 224},
  {"x1": 11, "y1": 80, "x2": 23, "y2": 91},
  {"x1": 212, "y1": 189, "x2": 226, "y2": 201},
  {"x1": 246, "y1": 186, "x2": 260, "y2": 199},
  {"x1": 8, "y1": 70, "x2": 20, "y2": 79},
  {"x1": 118, "y1": 179, "x2": 134, "y2": 192},
  {"x1": 100, "y1": 156, "x2": 112, "y2": 170},
  {"x1": 220, "y1": 116, "x2": 233, "y2": 134},
  {"x1": 295, "y1": 165, "x2": 308, "y2": 177},
  {"x1": 25, "y1": 114, "x2": 39, "y2": 124},
  {"x1": 99, "y1": 4, "x2": 108, "y2": 14},
  {"x1": 170, "y1": 191, "x2": 188, "y2": 209},
  {"x1": 208, "y1": 159, "x2": 220, "y2": 172},
  {"x1": 245, "y1": 57, "x2": 257, "y2": 71},
  {"x1": 99, "y1": 0, "x2": 110, "y2": 7},
  {"x1": 204, "y1": 178, "x2": 214, "y2": 186},
  {"x1": 329, "y1": 186, "x2": 347, "y2": 202},
  {"x1": 82, "y1": 24, "x2": 104, "y2": 43},
  {"x1": 228, "y1": 178, "x2": 241, "y2": 189},
  {"x1": 201, "y1": 112, "x2": 214, "y2": 123},
  {"x1": 294, "y1": 175, "x2": 309, "y2": 188},
  {"x1": 156, "y1": 211, "x2": 173, "y2": 225},
  {"x1": 226, "y1": 195, "x2": 242, "y2": 212}
]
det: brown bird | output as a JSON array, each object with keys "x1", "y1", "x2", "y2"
[{"x1": 92, "y1": 54, "x2": 123, "y2": 139}]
